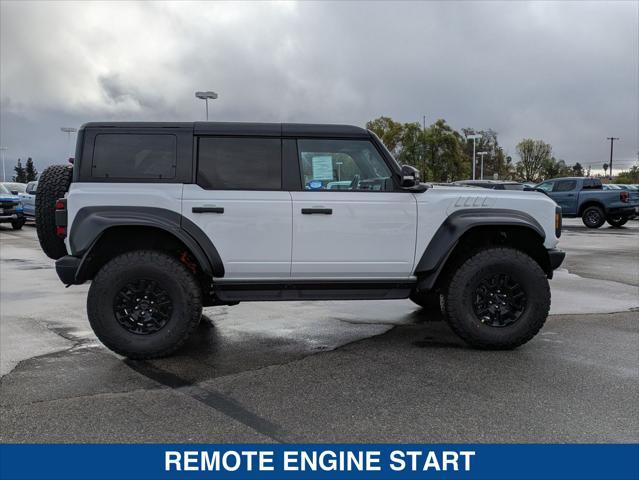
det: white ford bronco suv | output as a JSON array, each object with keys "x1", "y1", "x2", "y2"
[{"x1": 35, "y1": 122, "x2": 564, "y2": 358}]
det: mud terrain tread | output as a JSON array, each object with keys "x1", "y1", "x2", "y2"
[
  {"x1": 87, "y1": 250, "x2": 202, "y2": 359},
  {"x1": 444, "y1": 247, "x2": 550, "y2": 350}
]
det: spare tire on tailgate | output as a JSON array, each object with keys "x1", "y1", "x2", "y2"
[{"x1": 36, "y1": 164, "x2": 72, "y2": 259}]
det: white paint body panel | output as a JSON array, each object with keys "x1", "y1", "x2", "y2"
[
  {"x1": 413, "y1": 186, "x2": 560, "y2": 262},
  {"x1": 182, "y1": 185, "x2": 292, "y2": 278},
  {"x1": 290, "y1": 191, "x2": 418, "y2": 277},
  {"x1": 65, "y1": 183, "x2": 184, "y2": 254}
]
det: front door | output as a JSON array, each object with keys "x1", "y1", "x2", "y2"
[
  {"x1": 291, "y1": 138, "x2": 417, "y2": 278},
  {"x1": 182, "y1": 136, "x2": 292, "y2": 279},
  {"x1": 552, "y1": 179, "x2": 578, "y2": 215}
]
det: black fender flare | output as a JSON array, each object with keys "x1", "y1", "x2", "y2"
[
  {"x1": 69, "y1": 206, "x2": 224, "y2": 278},
  {"x1": 414, "y1": 209, "x2": 546, "y2": 290}
]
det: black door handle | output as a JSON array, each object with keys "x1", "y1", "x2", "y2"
[
  {"x1": 301, "y1": 208, "x2": 332, "y2": 215},
  {"x1": 192, "y1": 207, "x2": 224, "y2": 214}
]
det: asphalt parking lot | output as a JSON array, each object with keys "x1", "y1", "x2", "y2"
[{"x1": 1, "y1": 219, "x2": 637, "y2": 443}]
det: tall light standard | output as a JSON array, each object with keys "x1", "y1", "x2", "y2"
[
  {"x1": 606, "y1": 137, "x2": 619, "y2": 179},
  {"x1": 195, "y1": 91, "x2": 218, "y2": 121},
  {"x1": 477, "y1": 151, "x2": 489, "y2": 180},
  {"x1": 60, "y1": 127, "x2": 77, "y2": 157},
  {"x1": 0, "y1": 147, "x2": 7, "y2": 182},
  {"x1": 466, "y1": 134, "x2": 482, "y2": 180}
]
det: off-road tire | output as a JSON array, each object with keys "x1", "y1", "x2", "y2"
[
  {"x1": 581, "y1": 205, "x2": 605, "y2": 229},
  {"x1": 606, "y1": 216, "x2": 628, "y2": 228},
  {"x1": 409, "y1": 290, "x2": 443, "y2": 314},
  {"x1": 87, "y1": 250, "x2": 202, "y2": 359},
  {"x1": 11, "y1": 219, "x2": 25, "y2": 230},
  {"x1": 36, "y1": 164, "x2": 73, "y2": 259},
  {"x1": 444, "y1": 247, "x2": 550, "y2": 350}
]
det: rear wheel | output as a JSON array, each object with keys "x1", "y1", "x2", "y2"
[
  {"x1": 606, "y1": 216, "x2": 628, "y2": 228},
  {"x1": 87, "y1": 250, "x2": 202, "y2": 359},
  {"x1": 581, "y1": 205, "x2": 605, "y2": 228},
  {"x1": 36, "y1": 164, "x2": 72, "y2": 259},
  {"x1": 11, "y1": 218, "x2": 25, "y2": 230},
  {"x1": 444, "y1": 247, "x2": 550, "y2": 350}
]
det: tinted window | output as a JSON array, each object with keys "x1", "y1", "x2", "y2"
[
  {"x1": 536, "y1": 182, "x2": 553, "y2": 192},
  {"x1": 503, "y1": 184, "x2": 525, "y2": 190},
  {"x1": 298, "y1": 139, "x2": 393, "y2": 191},
  {"x1": 554, "y1": 180, "x2": 576, "y2": 192},
  {"x1": 197, "y1": 137, "x2": 281, "y2": 190},
  {"x1": 92, "y1": 134, "x2": 176, "y2": 179}
]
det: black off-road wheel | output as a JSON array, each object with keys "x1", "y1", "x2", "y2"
[
  {"x1": 444, "y1": 247, "x2": 550, "y2": 350},
  {"x1": 11, "y1": 218, "x2": 25, "y2": 230},
  {"x1": 87, "y1": 250, "x2": 203, "y2": 359},
  {"x1": 581, "y1": 205, "x2": 605, "y2": 229},
  {"x1": 36, "y1": 164, "x2": 73, "y2": 259},
  {"x1": 606, "y1": 216, "x2": 628, "y2": 228}
]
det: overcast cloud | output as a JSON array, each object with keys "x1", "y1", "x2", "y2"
[{"x1": 0, "y1": 1, "x2": 637, "y2": 175}]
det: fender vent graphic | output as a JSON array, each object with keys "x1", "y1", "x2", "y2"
[{"x1": 452, "y1": 196, "x2": 495, "y2": 208}]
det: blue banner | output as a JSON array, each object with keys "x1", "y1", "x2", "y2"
[{"x1": 1, "y1": 444, "x2": 637, "y2": 480}]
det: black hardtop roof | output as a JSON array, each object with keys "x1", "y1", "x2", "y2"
[{"x1": 80, "y1": 122, "x2": 370, "y2": 138}]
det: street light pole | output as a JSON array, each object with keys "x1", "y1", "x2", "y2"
[
  {"x1": 466, "y1": 134, "x2": 482, "y2": 180},
  {"x1": 606, "y1": 137, "x2": 619, "y2": 179},
  {"x1": 477, "y1": 151, "x2": 488, "y2": 180},
  {"x1": 195, "y1": 91, "x2": 218, "y2": 121},
  {"x1": 0, "y1": 147, "x2": 7, "y2": 182}
]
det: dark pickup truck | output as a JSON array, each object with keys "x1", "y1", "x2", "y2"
[{"x1": 536, "y1": 177, "x2": 639, "y2": 228}]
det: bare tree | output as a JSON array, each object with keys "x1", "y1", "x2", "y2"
[{"x1": 515, "y1": 139, "x2": 552, "y2": 182}]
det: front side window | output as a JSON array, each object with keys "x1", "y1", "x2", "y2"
[
  {"x1": 297, "y1": 139, "x2": 393, "y2": 191},
  {"x1": 197, "y1": 137, "x2": 281, "y2": 190},
  {"x1": 554, "y1": 180, "x2": 576, "y2": 192},
  {"x1": 91, "y1": 134, "x2": 176, "y2": 179},
  {"x1": 536, "y1": 182, "x2": 553, "y2": 192}
]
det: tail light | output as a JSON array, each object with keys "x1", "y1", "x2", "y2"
[
  {"x1": 555, "y1": 206, "x2": 562, "y2": 238},
  {"x1": 620, "y1": 191, "x2": 629, "y2": 203},
  {"x1": 55, "y1": 198, "x2": 67, "y2": 238}
]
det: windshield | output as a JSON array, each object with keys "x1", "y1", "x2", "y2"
[{"x1": 0, "y1": 183, "x2": 10, "y2": 195}]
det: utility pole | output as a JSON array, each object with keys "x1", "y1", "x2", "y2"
[{"x1": 606, "y1": 137, "x2": 619, "y2": 179}]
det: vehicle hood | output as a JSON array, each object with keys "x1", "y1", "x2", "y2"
[{"x1": 0, "y1": 194, "x2": 21, "y2": 202}]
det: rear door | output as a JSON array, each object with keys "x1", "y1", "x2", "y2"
[
  {"x1": 552, "y1": 179, "x2": 578, "y2": 215},
  {"x1": 21, "y1": 182, "x2": 37, "y2": 217},
  {"x1": 290, "y1": 138, "x2": 417, "y2": 278},
  {"x1": 182, "y1": 136, "x2": 292, "y2": 279}
]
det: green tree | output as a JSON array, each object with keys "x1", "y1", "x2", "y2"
[
  {"x1": 25, "y1": 157, "x2": 38, "y2": 182},
  {"x1": 540, "y1": 157, "x2": 572, "y2": 180},
  {"x1": 515, "y1": 139, "x2": 552, "y2": 182},
  {"x1": 365, "y1": 117, "x2": 404, "y2": 157},
  {"x1": 397, "y1": 122, "x2": 426, "y2": 173},
  {"x1": 424, "y1": 119, "x2": 468, "y2": 182},
  {"x1": 461, "y1": 128, "x2": 507, "y2": 179},
  {"x1": 603, "y1": 163, "x2": 609, "y2": 176},
  {"x1": 13, "y1": 158, "x2": 27, "y2": 183},
  {"x1": 572, "y1": 162, "x2": 584, "y2": 176},
  {"x1": 615, "y1": 166, "x2": 639, "y2": 184}
]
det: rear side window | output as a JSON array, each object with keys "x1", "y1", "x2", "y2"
[
  {"x1": 502, "y1": 184, "x2": 525, "y2": 190},
  {"x1": 91, "y1": 134, "x2": 176, "y2": 179},
  {"x1": 197, "y1": 137, "x2": 281, "y2": 190},
  {"x1": 554, "y1": 180, "x2": 576, "y2": 192}
]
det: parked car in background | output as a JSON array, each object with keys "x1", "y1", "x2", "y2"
[
  {"x1": 535, "y1": 177, "x2": 639, "y2": 228},
  {"x1": 0, "y1": 183, "x2": 26, "y2": 229},
  {"x1": 19, "y1": 181, "x2": 38, "y2": 219},
  {"x1": 452, "y1": 180, "x2": 527, "y2": 190},
  {"x1": 1, "y1": 182, "x2": 27, "y2": 195}
]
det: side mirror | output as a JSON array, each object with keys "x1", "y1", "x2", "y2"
[{"x1": 400, "y1": 165, "x2": 420, "y2": 188}]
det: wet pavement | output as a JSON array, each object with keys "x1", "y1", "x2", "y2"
[{"x1": 1, "y1": 219, "x2": 637, "y2": 442}]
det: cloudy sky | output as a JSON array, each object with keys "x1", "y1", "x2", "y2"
[{"x1": 1, "y1": 1, "x2": 637, "y2": 176}]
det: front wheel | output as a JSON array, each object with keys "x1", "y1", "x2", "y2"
[
  {"x1": 582, "y1": 206, "x2": 605, "y2": 228},
  {"x1": 87, "y1": 250, "x2": 203, "y2": 359},
  {"x1": 444, "y1": 247, "x2": 550, "y2": 350},
  {"x1": 606, "y1": 216, "x2": 628, "y2": 228}
]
